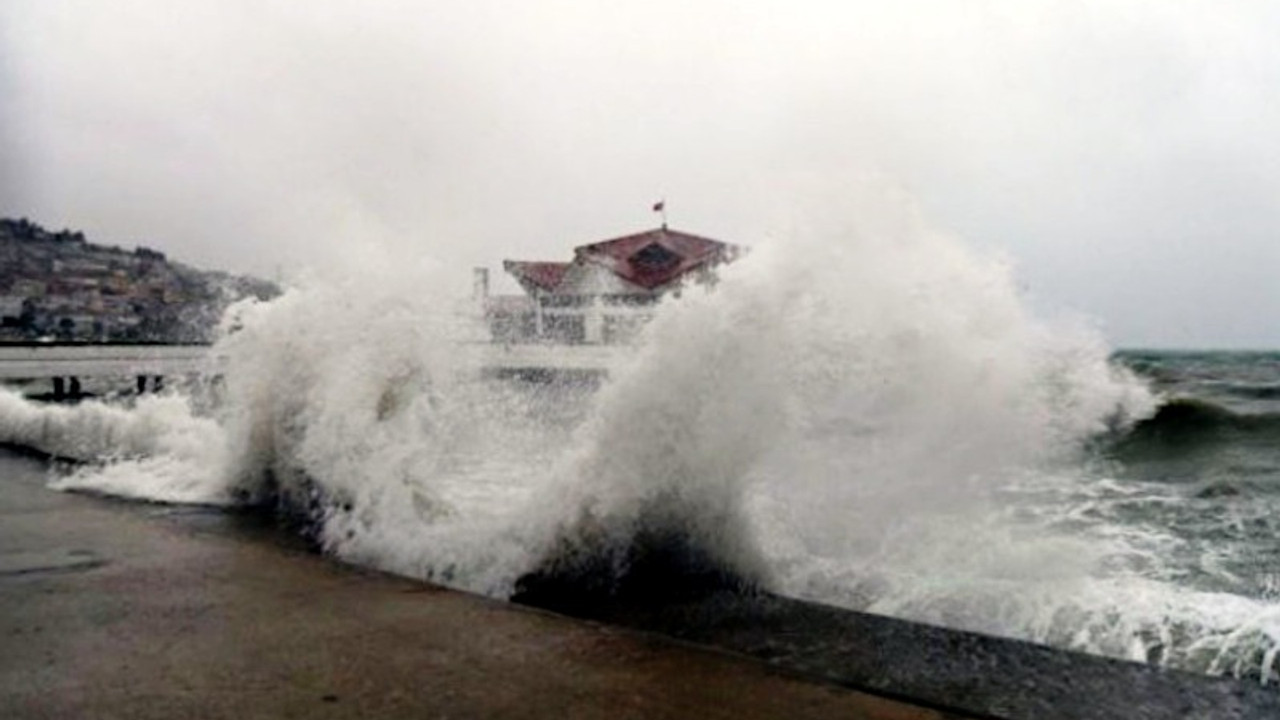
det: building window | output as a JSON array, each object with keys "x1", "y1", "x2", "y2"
[
  {"x1": 540, "y1": 294, "x2": 590, "y2": 308},
  {"x1": 602, "y1": 294, "x2": 658, "y2": 307},
  {"x1": 631, "y1": 242, "x2": 681, "y2": 271},
  {"x1": 543, "y1": 314, "x2": 585, "y2": 343}
]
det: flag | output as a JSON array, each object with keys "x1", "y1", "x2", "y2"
[{"x1": 652, "y1": 200, "x2": 664, "y2": 212}]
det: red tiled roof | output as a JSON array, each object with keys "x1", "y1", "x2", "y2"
[
  {"x1": 503, "y1": 261, "x2": 571, "y2": 292},
  {"x1": 574, "y1": 227, "x2": 738, "y2": 290}
]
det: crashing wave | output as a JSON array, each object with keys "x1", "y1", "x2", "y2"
[{"x1": 4, "y1": 189, "x2": 1278, "y2": 681}]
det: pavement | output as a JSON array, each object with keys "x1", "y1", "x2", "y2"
[{"x1": 0, "y1": 450, "x2": 963, "y2": 720}]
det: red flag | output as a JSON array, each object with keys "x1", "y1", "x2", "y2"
[{"x1": 652, "y1": 200, "x2": 664, "y2": 212}]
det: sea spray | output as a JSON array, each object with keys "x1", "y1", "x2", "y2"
[
  {"x1": 514, "y1": 245, "x2": 792, "y2": 604},
  {"x1": 517, "y1": 189, "x2": 1151, "y2": 612},
  {"x1": 0, "y1": 388, "x2": 230, "y2": 504},
  {"x1": 195, "y1": 254, "x2": 583, "y2": 594}
]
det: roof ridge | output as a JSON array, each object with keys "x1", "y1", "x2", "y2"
[{"x1": 504, "y1": 227, "x2": 738, "y2": 292}]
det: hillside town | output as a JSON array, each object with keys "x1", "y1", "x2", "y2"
[{"x1": 0, "y1": 218, "x2": 278, "y2": 343}]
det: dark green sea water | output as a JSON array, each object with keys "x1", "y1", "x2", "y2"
[{"x1": 1106, "y1": 351, "x2": 1280, "y2": 602}]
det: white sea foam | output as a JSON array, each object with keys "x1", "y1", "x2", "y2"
[
  {"x1": 0, "y1": 388, "x2": 231, "y2": 504},
  {"x1": 1, "y1": 188, "x2": 1276, "y2": 680}
]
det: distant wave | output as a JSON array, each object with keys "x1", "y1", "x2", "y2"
[
  {"x1": 1216, "y1": 383, "x2": 1280, "y2": 401},
  {"x1": 1138, "y1": 397, "x2": 1280, "y2": 432},
  {"x1": 1109, "y1": 398, "x2": 1280, "y2": 459}
]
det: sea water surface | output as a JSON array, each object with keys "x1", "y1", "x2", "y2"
[{"x1": 2, "y1": 205, "x2": 1277, "y2": 686}]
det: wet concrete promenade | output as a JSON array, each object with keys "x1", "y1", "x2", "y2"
[{"x1": 0, "y1": 451, "x2": 959, "y2": 720}]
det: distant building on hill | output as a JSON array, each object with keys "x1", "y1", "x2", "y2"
[{"x1": 479, "y1": 226, "x2": 741, "y2": 345}]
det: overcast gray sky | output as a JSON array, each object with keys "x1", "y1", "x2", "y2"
[{"x1": 3, "y1": 1, "x2": 1278, "y2": 348}]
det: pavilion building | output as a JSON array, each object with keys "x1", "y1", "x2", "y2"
[{"x1": 478, "y1": 226, "x2": 741, "y2": 345}]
